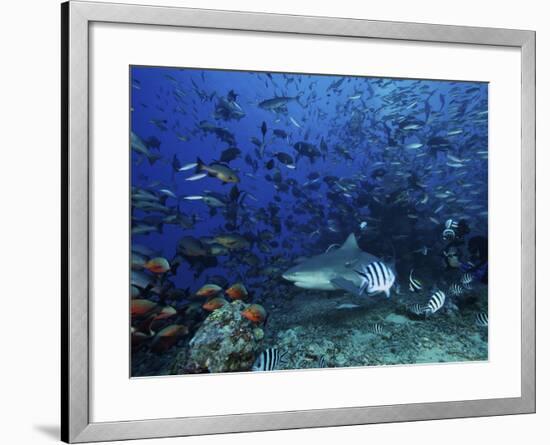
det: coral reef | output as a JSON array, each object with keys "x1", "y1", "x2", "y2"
[{"x1": 185, "y1": 301, "x2": 263, "y2": 373}]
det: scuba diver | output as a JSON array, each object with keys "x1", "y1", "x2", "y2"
[
  {"x1": 441, "y1": 218, "x2": 488, "y2": 285},
  {"x1": 441, "y1": 218, "x2": 470, "y2": 269},
  {"x1": 442, "y1": 218, "x2": 470, "y2": 242}
]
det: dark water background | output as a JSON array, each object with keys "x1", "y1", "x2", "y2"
[{"x1": 131, "y1": 66, "x2": 488, "y2": 290}]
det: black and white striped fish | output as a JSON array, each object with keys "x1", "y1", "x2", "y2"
[
  {"x1": 461, "y1": 273, "x2": 474, "y2": 290},
  {"x1": 408, "y1": 269, "x2": 423, "y2": 293},
  {"x1": 445, "y1": 219, "x2": 459, "y2": 230},
  {"x1": 252, "y1": 348, "x2": 286, "y2": 371},
  {"x1": 424, "y1": 290, "x2": 446, "y2": 315},
  {"x1": 355, "y1": 261, "x2": 396, "y2": 298},
  {"x1": 407, "y1": 303, "x2": 426, "y2": 316},
  {"x1": 448, "y1": 283, "x2": 464, "y2": 297},
  {"x1": 368, "y1": 323, "x2": 384, "y2": 335},
  {"x1": 318, "y1": 355, "x2": 328, "y2": 368},
  {"x1": 475, "y1": 312, "x2": 489, "y2": 327}
]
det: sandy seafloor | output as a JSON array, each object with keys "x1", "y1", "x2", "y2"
[{"x1": 262, "y1": 290, "x2": 488, "y2": 369}]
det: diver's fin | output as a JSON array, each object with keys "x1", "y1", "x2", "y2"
[{"x1": 330, "y1": 277, "x2": 363, "y2": 297}]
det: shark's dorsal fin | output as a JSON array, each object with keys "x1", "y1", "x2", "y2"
[{"x1": 340, "y1": 233, "x2": 359, "y2": 251}]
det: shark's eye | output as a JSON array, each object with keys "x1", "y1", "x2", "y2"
[{"x1": 344, "y1": 259, "x2": 358, "y2": 268}]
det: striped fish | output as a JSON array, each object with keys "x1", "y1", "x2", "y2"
[
  {"x1": 448, "y1": 283, "x2": 464, "y2": 297},
  {"x1": 407, "y1": 303, "x2": 426, "y2": 316},
  {"x1": 408, "y1": 269, "x2": 422, "y2": 293},
  {"x1": 424, "y1": 290, "x2": 446, "y2": 315},
  {"x1": 368, "y1": 323, "x2": 384, "y2": 335},
  {"x1": 475, "y1": 312, "x2": 489, "y2": 327},
  {"x1": 318, "y1": 355, "x2": 328, "y2": 368},
  {"x1": 355, "y1": 261, "x2": 396, "y2": 298},
  {"x1": 461, "y1": 273, "x2": 474, "y2": 290},
  {"x1": 252, "y1": 348, "x2": 286, "y2": 371}
]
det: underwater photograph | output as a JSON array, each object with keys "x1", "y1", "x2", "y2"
[{"x1": 130, "y1": 66, "x2": 489, "y2": 377}]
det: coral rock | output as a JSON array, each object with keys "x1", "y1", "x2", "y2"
[{"x1": 186, "y1": 301, "x2": 263, "y2": 373}]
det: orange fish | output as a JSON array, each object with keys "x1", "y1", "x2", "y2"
[
  {"x1": 143, "y1": 257, "x2": 170, "y2": 274},
  {"x1": 241, "y1": 304, "x2": 267, "y2": 324},
  {"x1": 153, "y1": 305, "x2": 177, "y2": 321},
  {"x1": 131, "y1": 299, "x2": 157, "y2": 317},
  {"x1": 202, "y1": 296, "x2": 227, "y2": 312},
  {"x1": 151, "y1": 324, "x2": 188, "y2": 353},
  {"x1": 226, "y1": 282, "x2": 248, "y2": 300},
  {"x1": 195, "y1": 283, "x2": 223, "y2": 298},
  {"x1": 144, "y1": 306, "x2": 178, "y2": 335}
]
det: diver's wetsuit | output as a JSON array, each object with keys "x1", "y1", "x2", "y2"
[
  {"x1": 463, "y1": 235, "x2": 488, "y2": 284},
  {"x1": 442, "y1": 219, "x2": 470, "y2": 269}
]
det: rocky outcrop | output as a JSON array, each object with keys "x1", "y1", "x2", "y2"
[{"x1": 186, "y1": 301, "x2": 263, "y2": 373}]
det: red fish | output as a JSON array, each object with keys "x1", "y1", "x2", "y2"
[
  {"x1": 241, "y1": 304, "x2": 267, "y2": 324},
  {"x1": 153, "y1": 305, "x2": 177, "y2": 321},
  {"x1": 131, "y1": 299, "x2": 157, "y2": 318},
  {"x1": 195, "y1": 283, "x2": 223, "y2": 298},
  {"x1": 143, "y1": 257, "x2": 170, "y2": 274},
  {"x1": 144, "y1": 306, "x2": 178, "y2": 335},
  {"x1": 226, "y1": 282, "x2": 248, "y2": 300},
  {"x1": 151, "y1": 324, "x2": 188, "y2": 353},
  {"x1": 202, "y1": 296, "x2": 227, "y2": 312}
]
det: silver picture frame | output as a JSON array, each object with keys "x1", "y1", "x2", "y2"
[{"x1": 61, "y1": 1, "x2": 536, "y2": 442}]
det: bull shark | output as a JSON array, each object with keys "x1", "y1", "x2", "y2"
[{"x1": 282, "y1": 233, "x2": 391, "y2": 296}]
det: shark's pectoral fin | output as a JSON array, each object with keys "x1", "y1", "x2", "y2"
[{"x1": 330, "y1": 277, "x2": 363, "y2": 297}]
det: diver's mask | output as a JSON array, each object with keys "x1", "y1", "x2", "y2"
[{"x1": 442, "y1": 228, "x2": 456, "y2": 241}]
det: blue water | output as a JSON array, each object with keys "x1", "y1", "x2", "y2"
[{"x1": 130, "y1": 66, "x2": 488, "y2": 375}]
